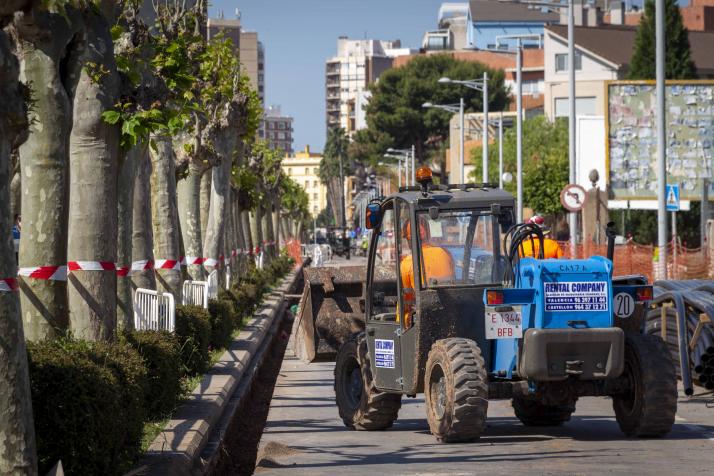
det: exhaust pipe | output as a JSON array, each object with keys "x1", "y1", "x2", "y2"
[{"x1": 605, "y1": 221, "x2": 617, "y2": 262}]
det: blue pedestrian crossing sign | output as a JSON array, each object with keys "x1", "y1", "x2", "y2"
[{"x1": 666, "y1": 184, "x2": 680, "y2": 212}]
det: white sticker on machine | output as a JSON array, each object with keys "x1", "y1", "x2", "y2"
[
  {"x1": 544, "y1": 281, "x2": 608, "y2": 312},
  {"x1": 374, "y1": 339, "x2": 395, "y2": 368}
]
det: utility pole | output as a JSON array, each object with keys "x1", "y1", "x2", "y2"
[
  {"x1": 498, "y1": 112, "x2": 504, "y2": 189},
  {"x1": 516, "y1": 38, "x2": 523, "y2": 223},
  {"x1": 460, "y1": 97, "x2": 465, "y2": 183},
  {"x1": 656, "y1": 0, "x2": 667, "y2": 278},
  {"x1": 411, "y1": 144, "x2": 416, "y2": 185},
  {"x1": 482, "y1": 71, "x2": 489, "y2": 183},
  {"x1": 568, "y1": 0, "x2": 577, "y2": 255}
]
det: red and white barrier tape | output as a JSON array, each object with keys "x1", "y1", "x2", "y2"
[
  {"x1": 181, "y1": 256, "x2": 205, "y2": 266},
  {"x1": 0, "y1": 277, "x2": 19, "y2": 292},
  {"x1": 18, "y1": 266, "x2": 68, "y2": 281},
  {"x1": 68, "y1": 261, "x2": 116, "y2": 272},
  {"x1": 154, "y1": 259, "x2": 181, "y2": 271}
]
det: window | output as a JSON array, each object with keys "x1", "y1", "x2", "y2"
[
  {"x1": 555, "y1": 52, "x2": 582, "y2": 72},
  {"x1": 305, "y1": 168, "x2": 309, "y2": 175},
  {"x1": 278, "y1": 123, "x2": 285, "y2": 130},
  {"x1": 313, "y1": 181, "x2": 318, "y2": 187},
  {"x1": 314, "y1": 168, "x2": 318, "y2": 174},
  {"x1": 313, "y1": 193, "x2": 318, "y2": 200},
  {"x1": 313, "y1": 205, "x2": 318, "y2": 212},
  {"x1": 277, "y1": 132, "x2": 285, "y2": 140},
  {"x1": 554, "y1": 96, "x2": 597, "y2": 117},
  {"x1": 416, "y1": 211, "x2": 500, "y2": 287},
  {"x1": 287, "y1": 168, "x2": 292, "y2": 175}
]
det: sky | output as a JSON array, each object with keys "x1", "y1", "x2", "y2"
[{"x1": 208, "y1": 0, "x2": 447, "y2": 153}]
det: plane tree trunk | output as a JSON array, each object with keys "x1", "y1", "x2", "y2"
[
  {"x1": 150, "y1": 134, "x2": 182, "y2": 300},
  {"x1": 67, "y1": 8, "x2": 121, "y2": 341},
  {"x1": 0, "y1": 6, "x2": 38, "y2": 472},
  {"x1": 132, "y1": 149, "x2": 156, "y2": 291},
  {"x1": 14, "y1": 7, "x2": 83, "y2": 341}
]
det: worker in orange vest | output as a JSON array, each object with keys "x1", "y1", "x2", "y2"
[{"x1": 519, "y1": 215, "x2": 564, "y2": 259}]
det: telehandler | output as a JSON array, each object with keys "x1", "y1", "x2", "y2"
[{"x1": 296, "y1": 167, "x2": 677, "y2": 442}]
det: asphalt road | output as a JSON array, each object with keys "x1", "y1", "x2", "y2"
[
  {"x1": 255, "y1": 345, "x2": 714, "y2": 476},
  {"x1": 255, "y1": 256, "x2": 714, "y2": 474}
]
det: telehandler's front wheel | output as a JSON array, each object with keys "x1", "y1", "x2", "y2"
[
  {"x1": 334, "y1": 333, "x2": 401, "y2": 430},
  {"x1": 424, "y1": 338, "x2": 488, "y2": 443},
  {"x1": 613, "y1": 333, "x2": 677, "y2": 437}
]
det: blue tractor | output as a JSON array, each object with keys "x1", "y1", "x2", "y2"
[{"x1": 332, "y1": 168, "x2": 677, "y2": 442}]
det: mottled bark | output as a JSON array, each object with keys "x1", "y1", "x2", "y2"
[
  {"x1": 117, "y1": 145, "x2": 143, "y2": 330},
  {"x1": 131, "y1": 148, "x2": 155, "y2": 290},
  {"x1": 250, "y1": 208, "x2": 262, "y2": 254},
  {"x1": 67, "y1": 10, "x2": 120, "y2": 341},
  {"x1": 10, "y1": 164, "x2": 20, "y2": 217},
  {"x1": 150, "y1": 134, "x2": 182, "y2": 299},
  {"x1": 0, "y1": 14, "x2": 38, "y2": 474},
  {"x1": 15, "y1": 8, "x2": 83, "y2": 341},
  {"x1": 262, "y1": 201, "x2": 275, "y2": 262},
  {"x1": 199, "y1": 168, "x2": 211, "y2": 240},
  {"x1": 176, "y1": 160, "x2": 205, "y2": 279},
  {"x1": 204, "y1": 153, "x2": 232, "y2": 274},
  {"x1": 242, "y1": 209, "x2": 253, "y2": 254},
  {"x1": 273, "y1": 195, "x2": 282, "y2": 252}
]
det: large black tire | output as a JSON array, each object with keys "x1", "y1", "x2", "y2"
[
  {"x1": 613, "y1": 333, "x2": 677, "y2": 437},
  {"x1": 512, "y1": 397, "x2": 576, "y2": 427},
  {"x1": 424, "y1": 338, "x2": 488, "y2": 443},
  {"x1": 333, "y1": 333, "x2": 401, "y2": 430}
]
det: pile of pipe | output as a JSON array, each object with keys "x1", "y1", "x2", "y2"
[{"x1": 646, "y1": 280, "x2": 714, "y2": 392}]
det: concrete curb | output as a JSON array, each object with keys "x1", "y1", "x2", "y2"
[{"x1": 130, "y1": 263, "x2": 304, "y2": 476}]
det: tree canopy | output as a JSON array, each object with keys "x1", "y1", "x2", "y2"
[
  {"x1": 364, "y1": 54, "x2": 509, "y2": 163},
  {"x1": 628, "y1": 0, "x2": 697, "y2": 80},
  {"x1": 469, "y1": 116, "x2": 569, "y2": 216}
]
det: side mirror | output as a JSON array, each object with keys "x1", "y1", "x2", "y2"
[{"x1": 365, "y1": 203, "x2": 381, "y2": 230}]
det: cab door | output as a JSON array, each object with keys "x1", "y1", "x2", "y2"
[{"x1": 365, "y1": 200, "x2": 403, "y2": 392}]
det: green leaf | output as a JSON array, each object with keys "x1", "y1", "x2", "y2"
[{"x1": 102, "y1": 110, "x2": 122, "y2": 125}]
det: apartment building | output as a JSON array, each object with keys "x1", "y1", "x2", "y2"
[
  {"x1": 282, "y1": 146, "x2": 327, "y2": 217},
  {"x1": 264, "y1": 105, "x2": 294, "y2": 155},
  {"x1": 325, "y1": 38, "x2": 415, "y2": 135}
]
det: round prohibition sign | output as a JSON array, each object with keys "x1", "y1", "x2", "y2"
[{"x1": 614, "y1": 292, "x2": 635, "y2": 318}]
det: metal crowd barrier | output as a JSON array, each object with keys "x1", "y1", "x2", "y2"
[{"x1": 134, "y1": 288, "x2": 176, "y2": 331}]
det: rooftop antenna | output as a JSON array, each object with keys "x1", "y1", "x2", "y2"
[
  {"x1": 235, "y1": 8, "x2": 241, "y2": 20},
  {"x1": 218, "y1": 9, "x2": 224, "y2": 19}
]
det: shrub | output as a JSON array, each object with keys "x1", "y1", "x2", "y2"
[
  {"x1": 123, "y1": 330, "x2": 183, "y2": 419},
  {"x1": 28, "y1": 339, "x2": 147, "y2": 475},
  {"x1": 175, "y1": 305, "x2": 212, "y2": 375},
  {"x1": 207, "y1": 298, "x2": 236, "y2": 348}
]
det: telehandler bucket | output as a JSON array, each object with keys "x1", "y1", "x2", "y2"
[{"x1": 293, "y1": 266, "x2": 366, "y2": 363}]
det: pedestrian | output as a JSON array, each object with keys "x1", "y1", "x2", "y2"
[{"x1": 12, "y1": 214, "x2": 20, "y2": 264}]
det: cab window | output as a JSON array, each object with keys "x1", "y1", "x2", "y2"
[{"x1": 369, "y1": 202, "x2": 398, "y2": 319}]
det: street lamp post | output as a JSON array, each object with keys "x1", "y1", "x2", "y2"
[
  {"x1": 387, "y1": 147, "x2": 415, "y2": 186},
  {"x1": 656, "y1": 0, "x2": 667, "y2": 278},
  {"x1": 516, "y1": 38, "x2": 523, "y2": 223},
  {"x1": 422, "y1": 102, "x2": 464, "y2": 182},
  {"x1": 437, "y1": 75, "x2": 490, "y2": 183},
  {"x1": 499, "y1": 112, "x2": 504, "y2": 189},
  {"x1": 567, "y1": 0, "x2": 577, "y2": 255}
]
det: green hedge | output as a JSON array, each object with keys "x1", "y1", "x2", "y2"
[
  {"x1": 175, "y1": 305, "x2": 212, "y2": 375},
  {"x1": 27, "y1": 256, "x2": 295, "y2": 475},
  {"x1": 122, "y1": 330, "x2": 183, "y2": 419},
  {"x1": 207, "y1": 299, "x2": 236, "y2": 349},
  {"x1": 28, "y1": 339, "x2": 147, "y2": 476}
]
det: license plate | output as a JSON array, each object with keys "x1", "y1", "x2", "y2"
[{"x1": 485, "y1": 307, "x2": 522, "y2": 339}]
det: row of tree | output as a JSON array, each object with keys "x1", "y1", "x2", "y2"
[{"x1": 0, "y1": 1, "x2": 309, "y2": 473}]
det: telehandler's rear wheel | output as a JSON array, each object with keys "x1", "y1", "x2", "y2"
[
  {"x1": 512, "y1": 397, "x2": 576, "y2": 427},
  {"x1": 424, "y1": 338, "x2": 488, "y2": 443},
  {"x1": 334, "y1": 333, "x2": 401, "y2": 430},
  {"x1": 613, "y1": 333, "x2": 677, "y2": 437}
]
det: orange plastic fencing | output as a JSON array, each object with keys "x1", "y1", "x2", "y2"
[
  {"x1": 556, "y1": 240, "x2": 711, "y2": 282},
  {"x1": 285, "y1": 238, "x2": 302, "y2": 266}
]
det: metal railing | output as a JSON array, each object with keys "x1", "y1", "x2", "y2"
[
  {"x1": 134, "y1": 288, "x2": 176, "y2": 331},
  {"x1": 207, "y1": 270, "x2": 218, "y2": 299},
  {"x1": 225, "y1": 265, "x2": 231, "y2": 290},
  {"x1": 182, "y1": 280, "x2": 209, "y2": 308}
]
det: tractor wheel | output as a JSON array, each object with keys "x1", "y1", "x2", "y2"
[
  {"x1": 333, "y1": 333, "x2": 401, "y2": 430},
  {"x1": 424, "y1": 338, "x2": 488, "y2": 443},
  {"x1": 613, "y1": 333, "x2": 677, "y2": 437},
  {"x1": 512, "y1": 397, "x2": 576, "y2": 427}
]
